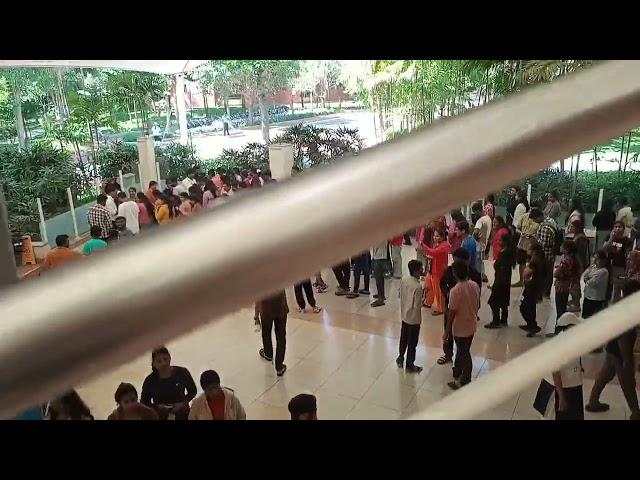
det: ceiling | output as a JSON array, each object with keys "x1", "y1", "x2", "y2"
[{"x1": 0, "y1": 60, "x2": 207, "y2": 75}]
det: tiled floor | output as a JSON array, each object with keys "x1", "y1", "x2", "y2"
[{"x1": 78, "y1": 245, "x2": 638, "y2": 420}]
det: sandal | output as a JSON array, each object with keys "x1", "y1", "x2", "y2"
[
  {"x1": 296, "y1": 307, "x2": 305, "y2": 313},
  {"x1": 312, "y1": 306, "x2": 322, "y2": 313},
  {"x1": 437, "y1": 355, "x2": 452, "y2": 365}
]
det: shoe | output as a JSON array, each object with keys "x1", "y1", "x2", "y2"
[
  {"x1": 311, "y1": 306, "x2": 322, "y2": 314},
  {"x1": 276, "y1": 364, "x2": 287, "y2": 376},
  {"x1": 437, "y1": 355, "x2": 452, "y2": 365},
  {"x1": 518, "y1": 325, "x2": 530, "y2": 331},
  {"x1": 396, "y1": 357, "x2": 404, "y2": 368},
  {"x1": 335, "y1": 288, "x2": 349, "y2": 296},
  {"x1": 259, "y1": 348, "x2": 273, "y2": 362},
  {"x1": 315, "y1": 286, "x2": 328, "y2": 294},
  {"x1": 406, "y1": 365, "x2": 423, "y2": 374},
  {"x1": 359, "y1": 289, "x2": 370, "y2": 295},
  {"x1": 373, "y1": 294, "x2": 379, "y2": 299},
  {"x1": 629, "y1": 411, "x2": 640, "y2": 420},
  {"x1": 585, "y1": 402, "x2": 610, "y2": 413},
  {"x1": 371, "y1": 299, "x2": 385, "y2": 307},
  {"x1": 447, "y1": 381, "x2": 461, "y2": 390},
  {"x1": 296, "y1": 307, "x2": 306, "y2": 313},
  {"x1": 346, "y1": 292, "x2": 360, "y2": 299},
  {"x1": 484, "y1": 322, "x2": 503, "y2": 329},
  {"x1": 525, "y1": 325, "x2": 541, "y2": 337}
]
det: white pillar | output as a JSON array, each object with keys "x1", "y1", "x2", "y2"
[
  {"x1": 268, "y1": 143, "x2": 294, "y2": 181},
  {"x1": 66, "y1": 188, "x2": 79, "y2": 240},
  {"x1": 176, "y1": 74, "x2": 188, "y2": 145},
  {"x1": 137, "y1": 136, "x2": 158, "y2": 192},
  {"x1": 118, "y1": 170, "x2": 124, "y2": 189},
  {"x1": 36, "y1": 197, "x2": 48, "y2": 244},
  {"x1": 156, "y1": 162, "x2": 162, "y2": 186},
  {"x1": 598, "y1": 188, "x2": 604, "y2": 211},
  {"x1": 527, "y1": 183, "x2": 532, "y2": 204}
]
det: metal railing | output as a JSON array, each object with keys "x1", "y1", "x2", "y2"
[{"x1": 1, "y1": 61, "x2": 640, "y2": 419}]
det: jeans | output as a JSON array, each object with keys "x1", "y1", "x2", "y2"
[
  {"x1": 442, "y1": 311, "x2": 454, "y2": 359},
  {"x1": 223, "y1": 122, "x2": 229, "y2": 135},
  {"x1": 294, "y1": 280, "x2": 316, "y2": 309},
  {"x1": 372, "y1": 259, "x2": 387, "y2": 300},
  {"x1": 332, "y1": 261, "x2": 351, "y2": 290},
  {"x1": 398, "y1": 321, "x2": 421, "y2": 367},
  {"x1": 520, "y1": 287, "x2": 538, "y2": 328},
  {"x1": 352, "y1": 253, "x2": 370, "y2": 292},
  {"x1": 611, "y1": 266, "x2": 626, "y2": 304},
  {"x1": 391, "y1": 245, "x2": 402, "y2": 278},
  {"x1": 261, "y1": 315, "x2": 287, "y2": 370},
  {"x1": 453, "y1": 335, "x2": 474, "y2": 385},
  {"x1": 555, "y1": 290, "x2": 570, "y2": 320}
]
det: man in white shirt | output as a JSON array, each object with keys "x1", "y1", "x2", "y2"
[
  {"x1": 616, "y1": 197, "x2": 633, "y2": 237},
  {"x1": 397, "y1": 260, "x2": 425, "y2": 373},
  {"x1": 181, "y1": 168, "x2": 197, "y2": 191},
  {"x1": 473, "y1": 202, "x2": 492, "y2": 282},
  {"x1": 116, "y1": 192, "x2": 140, "y2": 234},
  {"x1": 104, "y1": 184, "x2": 119, "y2": 220},
  {"x1": 169, "y1": 177, "x2": 186, "y2": 196}
]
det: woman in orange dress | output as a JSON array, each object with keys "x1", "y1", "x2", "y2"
[{"x1": 421, "y1": 228, "x2": 451, "y2": 316}]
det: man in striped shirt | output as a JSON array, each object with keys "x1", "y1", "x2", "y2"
[
  {"x1": 534, "y1": 211, "x2": 557, "y2": 298},
  {"x1": 87, "y1": 194, "x2": 113, "y2": 241}
]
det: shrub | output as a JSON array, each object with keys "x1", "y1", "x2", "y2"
[
  {"x1": 0, "y1": 142, "x2": 75, "y2": 236},
  {"x1": 96, "y1": 141, "x2": 138, "y2": 178},
  {"x1": 155, "y1": 142, "x2": 198, "y2": 179}
]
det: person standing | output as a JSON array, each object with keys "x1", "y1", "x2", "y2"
[
  {"x1": 581, "y1": 250, "x2": 610, "y2": 319},
  {"x1": 512, "y1": 190, "x2": 530, "y2": 234},
  {"x1": 519, "y1": 244, "x2": 545, "y2": 337},
  {"x1": 221, "y1": 113, "x2": 231, "y2": 136},
  {"x1": 604, "y1": 221, "x2": 633, "y2": 303},
  {"x1": 104, "y1": 183, "x2": 119, "y2": 220},
  {"x1": 483, "y1": 194, "x2": 496, "y2": 220},
  {"x1": 439, "y1": 248, "x2": 482, "y2": 365},
  {"x1": 486, "y1": 234, "x2": 514, "y2": 329},
  {"x1": 258, "y1": 290, "x2": 289, "y2": 376},
  {"x1": 615, "y1": 197, "x2": 633, "y2": 237},
  {"x1": 294, "y1": 278, "x2": 322, "y2": 313},
  {"x1": 389, "y1": 235, "x2": 404, "y2": 279},
  {"x1": 445, "y1": 262, "x2": 481, "y2": 390},
  {"x1": 136, "y1": 192, "x2": 156, "y2": 230},
  {"x1": 448, "y1": 209, "x2": 466, "y2": 252},
  {"x1": 506, "y1": 186, "x2": 522, "y2": 226},
  {"x1": 568, "y1": 220, "x2": 590, "y2": 311},
  {"x1": 421, "y1": 229, "x2": 451, "y2": 315},
  {"x1": 87, "y1": 194, "x2": 113, "y2": 242},
  {"x1": 116, "y1": 192, "x2": 140, "y2": 235},
  {"x1": 188, "y1": 370, "x2": 246, "y2": 420},
  {"x1": 553, "y1": 240, "x2": 579, "y2": 322},
  {"x1": 347, "y1": 251, "x2": 371, "y2": 298},
  {"x1": 473, "y1": 202, "x2": 492, "y2": 282},
  {"x1": 491, "y1": 216, "x2": 510, "y2": 260},
  {"x1": 145, "y1": 181, "x2": 161, "y2": 205},
  {"x1": 332, "y1": 260, "x2": 351, "y2": 296},
  {"x1": 107, "y1": 383, "x2": 158, "y2": 420},
  {"x1": 140, "y1": 347, "x2": 197, "y2": 420},
  {"x1": 371, "y1": 243, "x2": 389, "y2": 307},
  {"x1": 535, "y1": 214, "x2": 558, "y2": 298},
  {"x1": 128, "y1": 187, "x2": 137, "y2": 202},
  {"x1": 593, "y1": 198, "x2": 616, "y2": 249},
  {"x1": 154, "y1": 193, "x2": 173, "y2": 225},
  {"x1": 585, "y1": 280, "x2": 640, "y2": 420},
  {"x1": 513, "y1": 207, "x2": 541, "y2": 287},
  {"x1": 44, "y1": 234, "x2": 82, "y2": 270},
  {"x1": 181, "y1": 168, "x2": 198, "y2": 191},
  {"x1": 544, "y1": 191, "x2": 562, "y2": 224},
  {"x1": 457, "y1": 220, "x2": 477, "y2": 269},
  {"x1": 396, "y1": 260, "x2": 425, "y2": 373}
]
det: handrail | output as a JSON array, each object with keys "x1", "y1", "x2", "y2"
[{"x1": 1, "y1": 61, "x2": 640, "y2": 418}]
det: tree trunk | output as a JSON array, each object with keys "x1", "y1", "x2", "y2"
[
  {"x1": 133, "y1": 98, "x2": 140, "y2": 129},
  {"x1": 164, "y1": 94, "x2": 172, "y2": 136},
  {"x1": 203, "y1": 93, "x2": 210, "y2": 119},
  {"x1": 593, "y1": 147, "x2": 599, "y2": 179},
  {"x1": 247, "y1": 101, "x2": 255, "y2": 126},
  {"x1": 338, "y1": 92, "x2": 342, "y2": 109},
  {"x1": 224, "y1": 96, "x2": 230, "y2": 117},
  {"x1": 289, "y1": 93, "x2": 294, "y2": 114},
  {"x1": 559, "y1": 158, "x2": 565, "y2": 172},
  {"x1": 13, "y1": 86, "x2": 26, "y2": 151},
  {"x1": 300, "y1": 92, "x2": 305, "y2": 109},
  {"x1": 258, "y1": 94, "x2": 270, "y2": 144},
  {"x1": 618, "y1": 133, "x2": 626, "y2": 172},
  {"x1": 623, "y1": 132, "x2": 632, "y2": 171}
]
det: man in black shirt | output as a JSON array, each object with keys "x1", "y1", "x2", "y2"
[
  {"x1": 438, "y1": 248, "x2": 482, "y2": 365},
  {"x1": 258, "y1": 290, "x2": 289, "y2": 376},
  {"x1": 519, "y1": 244, "x2": 546, "y2": 337}
]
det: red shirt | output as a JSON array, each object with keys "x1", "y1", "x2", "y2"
[
  {"x1": 389, "y1": 235, "x2": 404, "y2": 246},
  {"x1": 207, "y1": 393, "x2": 225, "y2": 420},
  {"x1": 492, "y1": 227, "x2": 510, "y2": 259}
]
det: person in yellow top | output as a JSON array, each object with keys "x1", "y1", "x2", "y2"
[{"x1": 154, "y1": 194, "x2": 173, "y2": 224}]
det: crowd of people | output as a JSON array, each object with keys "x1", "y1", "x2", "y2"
[{"x1": 30, "y1": 172, "x2": 640, "y2": 420}]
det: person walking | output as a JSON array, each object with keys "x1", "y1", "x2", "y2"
[
  {"x1": 605, "y1": 221, "x2": 633, "y2": 303},
  {"x1": 258, "y1": 289, "x2": 289, "y2": 376},
  {"x1": 445, "y1": 262, "x2": 481, "y2": 390},
  {"x1": 294, "y1": 278, "x2": 322, "y2": 313},
  {"x1": 396, "y1": 260, "x2": 425, "y2": 373},
  {"x1": 535, "y1": 214, "x2": 558, "y2": 299},
  {"x1": 486, "y1": 233, "x2": 514, "y2": 329},
  {"x1": 188, "y1": 370, "x2": 246, "y2": 420},
  {"x1": 519, "y1": 244, "x2": 546, "y2": 337},
  {"x1": 553, "y1": 240, "x2": 579, "y2": 323},
  {"x1": 513, "y1": 207, "x2": 541, "y2": 287},
  {"x1": 221, "y1": 113, "x2": 231, "y2": 136}
]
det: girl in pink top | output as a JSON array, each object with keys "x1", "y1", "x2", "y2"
[
  {"x1": 179, "y1": 192, "x2": 193, "y2": 216},
  {"x1": 202, "y1": 181, "x2": 218, "y2": 209},
  {"x1": 136, "y1": 192, "x2": 155, "y2": 228}
]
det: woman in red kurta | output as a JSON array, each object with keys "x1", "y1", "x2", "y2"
[
  {"x1": 491, "y1": 216, "x2": 510, "y2": 260},
  {"x1": 421, "y1": 229, "x2": 451, "y2": 315}
]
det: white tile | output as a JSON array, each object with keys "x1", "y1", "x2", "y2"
[
  {"x1": 361, "y1": 377, "x2": 417, "y2": 411},
  {"x1": 347, "y1": 401, "x2": 400, "y2": 420},
  {"x1": 258, "y1": 376, "x2": 316, "y2": 408},
  {"x1": 316, "y1": 391, "x2": 358, "y2": 420},
  {"x1": 318, "y1": 368, "x2": 378, "y2": 400}
]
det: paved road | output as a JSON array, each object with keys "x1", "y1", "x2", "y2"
[{"x1": 190, "y1": 110, "x2": 378, "y2": 159}]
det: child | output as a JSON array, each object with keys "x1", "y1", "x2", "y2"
[
  {"x1": 114, "y1": 216, "x2": 134, "y2": 240},
  {"x1": 582, "y1": 250, "x2": 610, "y2": 319},
  {"x1": 82, "y1": 225, "x2": 108, "y2": 256},
  {"x1": 519, "y1": 243, "x2": 545, "y2": 337},
  {"x1": 396, "y1": 260, "x2": 425, "y2": 373},
  {"x1": 445, "y1": 262, "x2": 480, "y2": 390},
  {"x1": 534, "y1": 312, "x2": 584, "y2": 420},
  {"x1": 486, "y1": 234, "x2": 513, "y2": 329},
  {"x1": 553, "y1": 240, "x2": 579, "y2": 323}
]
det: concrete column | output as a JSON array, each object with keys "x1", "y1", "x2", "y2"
[
  {"x1": 175, "y1": 74, "x2": 188, "y2": 145},
  {"x1": 137, "y1": 136, "x2": 158, "y2": 191},
  {"x1": 268, "y1": 143, "x2": 294, "y2": 181},
  {"x1": 598, "y1": 189, "x2": 604, "y2": 211}
]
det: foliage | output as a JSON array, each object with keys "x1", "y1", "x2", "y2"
[
  {"x1": 0, "y1": 142, "x2": 75, "y2": 235},
  {"x1": 155, "y1": 142, "x2": 197, "y2": 179},
  {"x1": 96, "y1": 141, "x2": 138, "y2": 178}
]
